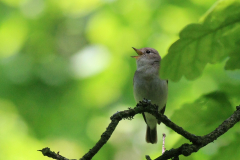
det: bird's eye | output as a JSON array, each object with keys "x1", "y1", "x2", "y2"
[{"x1": 146, "y1": 50, "x2": 150, "y2": 54}]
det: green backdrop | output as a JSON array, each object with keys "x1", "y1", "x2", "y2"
[{"x1": 1, "y1": 0, "x2": 240, "y2": 159}]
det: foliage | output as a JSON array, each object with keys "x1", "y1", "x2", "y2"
[{"x1": 161, "y1": 0, "x2": 240, "y2": 81}]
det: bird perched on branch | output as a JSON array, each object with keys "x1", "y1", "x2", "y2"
[{"x1": 132, "y1": 47, "x2": 168, "y2": 144}]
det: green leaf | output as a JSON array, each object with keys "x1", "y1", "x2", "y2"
[
  {"x1": 210, "y1": 134, "x2": 240, "y2": 160},
  {"x1": 225, "y1": 45, "x2": 240, "y2": 70},
  {"x1": 170, "y1": 91, "x2": 233, "y2": 135},
  {"x1": 171, "y1": 91, "x2": 234, "y2": 154},
  {"x1": 161, "y1": 0, "x2": 240, "y2": 81}
]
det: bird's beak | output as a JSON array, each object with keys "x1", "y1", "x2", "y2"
[{"x1": 131, "y1": 47, "x2": 143, "y2": 59}]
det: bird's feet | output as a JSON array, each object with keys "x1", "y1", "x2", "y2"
[{"x1": 142, "y1": 98, "x2": 151, "y2": 104}]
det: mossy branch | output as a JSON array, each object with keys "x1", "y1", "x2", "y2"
[{"x1": 39, "y1": 100, "x2": 240, "y2": 160}]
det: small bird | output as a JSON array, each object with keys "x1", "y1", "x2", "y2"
[{"x1": 132, "y1": 47, "x2": 168, "y2": 144}]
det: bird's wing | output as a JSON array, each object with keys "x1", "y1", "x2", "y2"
[
  {"x1": 158, "y1": 79, "x2": 168, "y2": 124},
  {"x1": 142, "y1": 104, "x2": 166, "y2": 125},
  {"x1": 142, "y1": 113, "x2": 147, "y2": 124},
  {"x1": 141, "y1": 80, "x2": 168, "y2": 125},
  {"x1": 157, "y1": 105, "x2": 166, "y2": 124}
]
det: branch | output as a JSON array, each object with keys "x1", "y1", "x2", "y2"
[
  {"x1": 38, "y1": 147, "x2": 76, "y2": 160},
  {"x1": 162, "y1": 133, "x2": 166, "y2": 154},
  {"x1": 155, "y1": 105, "x2": 240, "y2": 160},
  {"x1": 38, "y1": 100, "x2": 240, "y2": 160}
]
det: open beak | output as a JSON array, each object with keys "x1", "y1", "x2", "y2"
[{"x1": 131, "y1": 47, "x2": 143, "y2": 59}]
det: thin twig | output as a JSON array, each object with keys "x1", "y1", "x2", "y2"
[
  {"x1": 38, "y1": 147, "x2": 76, "y2": 160},
  {"x1": 162, "y1": 133, "x2": 166, "y2": 154}
]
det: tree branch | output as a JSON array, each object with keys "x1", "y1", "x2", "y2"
[
  {"x1": 155, "y1": 105, "x2": 240, "y2": 160},
  {"x1": 38, "y1": 147, "x2": 76, "y2": 160},
  {"x1": 38, "y1": 100, "x2": 240, "y2": 160}
]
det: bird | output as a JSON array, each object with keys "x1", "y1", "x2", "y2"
[{"x1": 132, "y1": 47, "x2": 168, "y2": 144}]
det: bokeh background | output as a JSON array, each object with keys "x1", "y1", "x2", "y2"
[{"x1": 1, "y1": 0, "x2": 240, "y2": 160}]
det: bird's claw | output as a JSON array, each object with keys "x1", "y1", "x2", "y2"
[{"x1": 142, "y1": 98, "x2": 151, "y2": 104}]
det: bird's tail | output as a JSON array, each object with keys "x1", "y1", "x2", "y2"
[{"x1": 146, "y1": 125, "x2": 157, "y2": 144}]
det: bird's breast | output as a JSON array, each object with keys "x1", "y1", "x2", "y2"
[{"x1": 133, "y1": 73, "x2": 168, "y2": 110}]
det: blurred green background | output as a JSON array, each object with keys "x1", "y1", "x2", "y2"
[{"x1": 1, "y1": 0, "x2": 240, "y2": 160}]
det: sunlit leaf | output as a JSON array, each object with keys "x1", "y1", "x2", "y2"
[
  {"x1": 225, "y1": 46, "x2": 240, "y2": 70},
  {"x1": 161, "y1": 0, "x2": 240, "y2": 81}
]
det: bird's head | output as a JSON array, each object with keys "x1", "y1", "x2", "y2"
[{"x1": 132, "y1": 47, "x2": 161, "y2": 69}]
